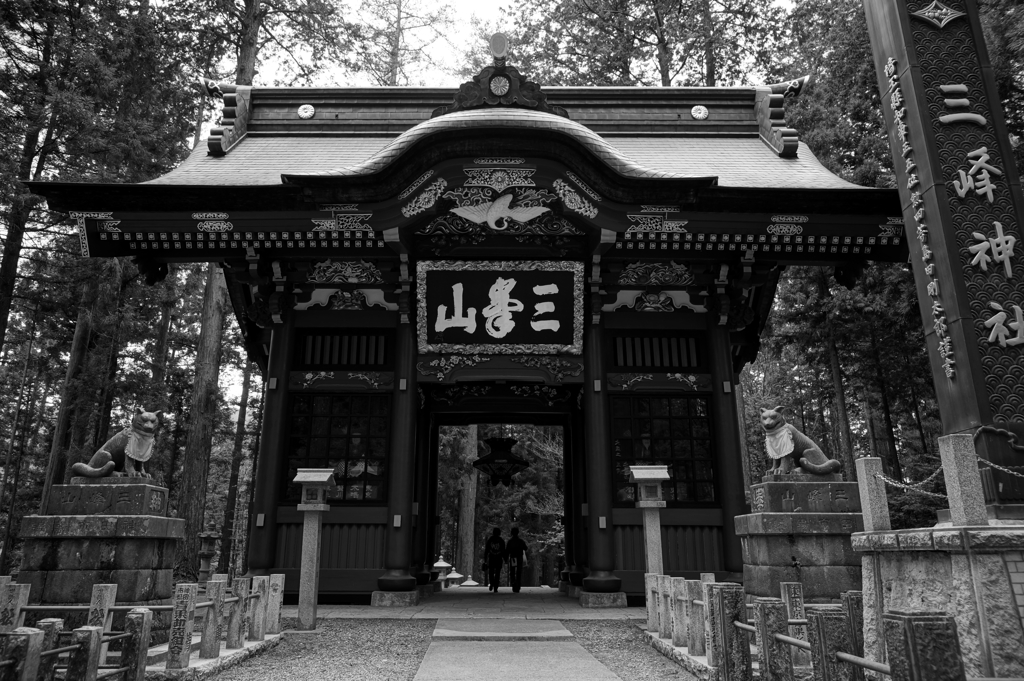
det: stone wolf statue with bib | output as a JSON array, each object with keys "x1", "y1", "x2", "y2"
[
  {"x1": 72, "y1": 408, "x2": 164, "y2": 478},
  {"x1": 759, "y1": 406, "x2": 842, "y2": 476}
]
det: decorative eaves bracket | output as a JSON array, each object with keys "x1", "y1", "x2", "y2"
[
  {"x1": 754, "y1": 75, "x2": 812, "y2": 159},
  {"x1": 198, "y1": 78, "x2": 252, "y2": 157}
]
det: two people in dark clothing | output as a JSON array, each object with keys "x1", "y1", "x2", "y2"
[{"x1": 483, "y1": 527, "x2": 530, "y2": 593}]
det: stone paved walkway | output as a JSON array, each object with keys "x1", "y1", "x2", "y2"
[
  {"x1": 280, "y1": 585, "x2": 645, "y2": 620},
  {"x1": 240, "y1": 588, "x2": 691, "y2": 680}
]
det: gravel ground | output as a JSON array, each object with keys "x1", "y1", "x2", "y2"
[
  {"x1": 211, "y1": 619, "x2": 436, "y2": 681},
  {"x1": 563, "y1": 620, "x2": 700, "y2": 681}
]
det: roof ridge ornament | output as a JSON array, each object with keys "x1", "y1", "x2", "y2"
[
  {"x1": 198, "y1": 77, "x2": 252, "y2": 157},
  {"x1": 431, "y1": 33, "x2": 568, "y2": 119},
  {"x1": 755, "y1": 75, "x2": 813, "y2": 158}
]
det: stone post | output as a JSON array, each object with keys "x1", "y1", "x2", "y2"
[
  {"x1": 658, "y1": 574, "x2": 673, "y2": 639},
  {"x1": 806, "y1": 605, "x2": 853, "y2": 681},
  {"x1": 645, "y1": 573, "x2": 659, "y2": 632},
  {"x1": 781, "y1": 582, "x2": 810, "y2": 666},
  {"x1": 0, "y1": 583, "x2": 30, "y2": 632},
  {"x1": 225, "y1": 577, "x2": 248, "y2": 649},
  {"x1": 35, "y1": 618, "x2": 62, "y2": 681},
  {"x1": 854, "y1": 457, "x2": 891, "y2": 532},
  {"x1": 841, "y1": 591, "x2": 864, "y2": 658},
  {"x1": 292, "y1": 468, "x2": 336, "y2": 630},
  {"x1": 754, "y1": 597, "x2": 793, "y2": 681},
  {"x1": 706, "y1": 582, "x2": 751, "y2": 681},
  {"x1": 1, "y1": 626, "x2": 42, "y2": 681},
  {"x1": 87, "y1": 583, "x2": 116, "y2": 664},
  {"x1": 199, "y1": 580, "x2": 224, "y2": 659},
  {"x1": 250, "y1": 575, "x2": 269, "y2": 641},
  {"x1": 938, "y1": 434, "x2": 989, "y2": 527},
  {"x1": 267, "y1": 573, "x2": 285, "y2": 635},
  {"x1": 166, "y1": 583, "x2": 198, "y2": 670},
  {"x1": 882, "y1": 611, "x2": 966, "y2": 681},
  {"x1": 630, "y1": 465, "x2": 670, "y2": 576},
  {"x1": 123, "y1": 609, "x2": 153, "y2": 681},
  {"x1": 671, "y1": 577, "x2": 688, "y2": 647},
  {"x1": 684, "y1": 579, "x2": 706, "y2": 654},
  {"x1": 67, "y1": 626, "x2": 103, "y2": 680}
]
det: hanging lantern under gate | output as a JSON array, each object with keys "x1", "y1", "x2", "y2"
[{"x1": 473, "y1": 436, "x2": 530, "y2": 486}]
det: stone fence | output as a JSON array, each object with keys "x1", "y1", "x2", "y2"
[
  {"x1": 0, "y1": 573, "x2": 285, "y2": 680},
  {"x1": 643, "y1": 572, "x2": 1024, "y2": 681}
]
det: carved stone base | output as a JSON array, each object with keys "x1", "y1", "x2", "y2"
[
  {"x1": 370, "y1": 590, "x2": 420, "y2": 607},
  {"x1": 579, "y1": 591, "x2": 628, "y2": 608},
  {"x1": 736, "y1": 479, "x2": 863, "y2": 601}
]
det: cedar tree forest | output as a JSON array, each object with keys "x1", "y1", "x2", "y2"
[{"x1": 0, "y1": 0, "x2": 1021, "y2": 580}]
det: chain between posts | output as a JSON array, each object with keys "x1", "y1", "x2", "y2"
[
  {"x1": 875, "y1": 467, "x2": 948, "y2": 498},
  {"x1": 978, "y1": 456, "x2": 1024, "y2": 481}
]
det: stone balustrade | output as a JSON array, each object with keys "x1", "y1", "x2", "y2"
[
  {"x1": 0, "y1": 574, "x2": 285, "y2": 679},
  {"x1": 641, "y1": 573, "x2": 981, "y2": 681}
]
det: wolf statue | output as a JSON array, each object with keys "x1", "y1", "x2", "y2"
[
  {"x1": 71, "y1": 408, "x2": 164, "y2": 478},
  {"x1": 759, "y1": 406, "x2": 842, "y2": 476}
]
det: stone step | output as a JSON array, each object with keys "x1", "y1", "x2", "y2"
[{"x1": 431, "y1": 618, "x2": 573, "y2": 641}]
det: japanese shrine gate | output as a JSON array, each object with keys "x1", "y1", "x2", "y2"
[{"x1": 29, "y1": 4, "x2": 1023, "y2": 600}]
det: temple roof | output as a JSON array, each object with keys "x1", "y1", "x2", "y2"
[{"x1": 142, "y1": 84, "x2": 860, "y2": 191}]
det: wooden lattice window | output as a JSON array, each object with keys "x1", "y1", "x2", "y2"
[
  {"x1": 610, "y1": 395, "x2": 716, "y2": 504},
  {"x1": 611, "y1": 334, "x2": 703, "y2": 370},
  {"x1": 294, "y1": 330, "x2": 392, "y2": 369},
  {"x1": 285, "y1": 394, "x2": 390, "y2": 503}
]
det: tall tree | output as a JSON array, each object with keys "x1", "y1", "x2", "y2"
[
  {"x1": 175, "y1": 264, "x2": 230, "y2": 580},
  {"x1": 358, "y1": 0, "x2": 452, "y2": 86}
]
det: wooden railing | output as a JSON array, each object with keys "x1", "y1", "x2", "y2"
[{"x1": 0, "y1": 574, "x2": 285, "y2": 680}]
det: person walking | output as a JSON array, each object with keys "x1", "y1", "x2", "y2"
[
  {"x1": 506, "y1": 527, "x2": 530, "y2": 593},
  {"x1": 483, "y1": 527, "x2": 506, "y2": 592}
]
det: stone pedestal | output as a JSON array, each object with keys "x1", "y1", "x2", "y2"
[
  {"x1": 734, "y1": 474, "x2": 863, "y2": 602},
  {"x1": 18, "y1": 479, "x2": 183, "y2": 628},
  {"x1": 853, "y1": 526, "x2": 1024, "y2": 678}
]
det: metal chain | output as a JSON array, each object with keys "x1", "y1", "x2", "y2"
[
  {"x1": 978, "y1": 457, "x2": 1024, "y2": 481},
  {"x1": 874, "y1": 469, "x2": 948, "y2": 499}
]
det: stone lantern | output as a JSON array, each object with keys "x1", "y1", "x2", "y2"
[
  {"x1": 629, "y1": 465, "x2": 670, "y2": 575},
  {"x1": 293, "y1": 468, "x2": 337, "y2": 630},
  {"x1": 433, "y1": 555, "x2": 452, "y2": 590}
]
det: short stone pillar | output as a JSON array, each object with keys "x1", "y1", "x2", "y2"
[
  {"x1": 938, "y1": 434, "x2": 989, "y2": 527},
  {"x1": 629, "y1": 465, "x2": 670, "y2": 575},
  {"x1": 882, "y1": 611, "x2": 967, "y2": 681},
  {"x1": 735, "y1": 471, "x2": 863, "y2": 602},
  {"x1": 854, "y1": 457, "x2": 891, "y2": 532},
  {"x1": 293, "y1": 469, "x2": 336, "y2": 631}
]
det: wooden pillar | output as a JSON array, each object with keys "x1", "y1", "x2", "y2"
[
  {"x1": 378, "y1": 319, "x2": 418, "y2": 591},
  {"x1": 422, "y1": 411, "x2": 441, "y2": 584},
  {"x1": 411, "y1": 407, "x2": 432, "y2": 584},
  {"x1": 581, "y1": 317, "x2": 620, "y2": 593},
  {"x1": 247, "y1": 315, "x2": 295, "y2": 573},
  {"x1": 708, "y1": 323, "x2": 746, "y2": 573}
]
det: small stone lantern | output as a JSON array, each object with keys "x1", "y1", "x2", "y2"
[
  {"x1": 293, "y1": 468, "x2": 337, "y2": 630},
  {"x1": 629, "y1": 465, "x2": 670, "y2": 575},
  {"x1": 433, "y1": 555, "x2": 451, "y2": 589}
]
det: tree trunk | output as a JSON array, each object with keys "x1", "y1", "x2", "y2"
[
  {"x1": 869, "y1": 326, "x2": 903, "y2": 480},
  {"x1": 703, "y1": 0, "x2": 716, "y2": 86},
  {"x1": 864, "y1": 397, "x2": 880, "y2": 457},
  {"x1": 239, "y1": 378, "x2": 265, "y2": 576},
  {"x1": 174, "y1": 264, "x2": 229, "y2": 580},
  {"x1": 818, "y1": 269, "x2": 855, "y2": 479},
  {"x1": 388, "y1": 0, "x2": 403, "y2": 86},
  {"x1": 217, "y1": 359, "x2": 252, "y2": 572},
  {"x1": 39, "y1": 275, "x2": 100, "y2": 513},
  {"x1": 457, "y1": 425, "x2": 478, "y2": 578},
  {"x1": 235, "y1": 0, "x2": 263, "y2": 85}
]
